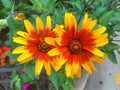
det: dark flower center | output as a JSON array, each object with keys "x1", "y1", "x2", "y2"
[
  {"x1": 38, "y1": 40, "x2": 51, "y2": 53},
  {"x1": 68, "y1": 39, "x2": 81, "y2": 54}
]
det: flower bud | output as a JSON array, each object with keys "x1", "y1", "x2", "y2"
[{"x1": 0, "y1": 19, "x2": 8, "y2": 28}]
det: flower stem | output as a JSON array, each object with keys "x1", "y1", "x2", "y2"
[{"x1": 78, "y1": 0, "x2": 95, "y2": 24}]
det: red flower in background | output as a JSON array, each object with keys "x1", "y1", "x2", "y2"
[{"x1": 0, "y1": 46, "x2": 14, "y2": 66}]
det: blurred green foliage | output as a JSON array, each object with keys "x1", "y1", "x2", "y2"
[{"x1": 0, "y1": 0, "x2": 120, "y2": 90}]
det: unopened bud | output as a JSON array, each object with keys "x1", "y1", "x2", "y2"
[{"x1": 0, "y1": 19, "x2": 8, "y2": 28}]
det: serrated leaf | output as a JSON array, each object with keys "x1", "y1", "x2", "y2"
[
  {"x1": 48, "y1": 69, "x2": 59, "y2": 90},
  {"x1": 110, "y1": 12, "x2": 120, "y2": 22},
  {"x1": 62, "y1": 83, "x2": 71, "y2": 90},
  {"x1": 15, "y1": 80, "x2": 21, "y2": 90},
  {"x1": 104, "y1": 43, "x2": 120, "y2": 52},
  {"x1": 58, "y1": 70, "x2": 66, "y2": 86},
  {"x1": 94, "y1": 6, "x2": 106, "y2": 17},
  {"x1": 1, "y1": 0, "x2": 13, "y2": 8},
  {"x1": 10, "y1": 75, "x2": 19, "y2": 87},
  {"x1": 23, "y1": 63, "x2": 35, "y2": 80},
  {"x1": 113, "y1": 24, "x2": 120, "y2": 31},
  {"x1": 99, "y1": 11, "x2": 113, "y2": 26},
  {"x1": 106, "y1": 51, "x2": 117, "y2": 64}
]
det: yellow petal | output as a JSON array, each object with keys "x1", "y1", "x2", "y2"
[
  {"x1": 87, "y1": 19, "x2": 97, "y2": 31},
  {"x1": 87, "y1": 61, "x2": 97, "y2": 71},
  {"x1": 12, "y1": 46, "x2": 26, "y2": 54},
  {"x1": 55, "y1": 55, "x2": 66, "y2": 71},
  {"x1": 19, "y1": 56, "x2": 34, "y2": 64},
  {"x1": 36, "y1": 17, "x2": 44, "y2": 32},
  {"x1": 95, "y1": 39, "x2": 108, "y2": 47},
  {"x1": 65, "y1": 12, "x2": 72, "y2": 29},
  {"x1": 46, "y1": 16, "x2": 51, "y2": 30},
  {"x1": 48, "y1": 48, "x2": 61, "y2": 56},
  {"x1": 77, "y1": 66, "x2": 81, "y2": 78},
  {"x1": 65, "y1": 63, "x2": 72, "y2": 77},
  {"x1": 92, "y1": 48, "x2": 107, "y2": 57},
  {"x1": 95, "y1": 33, "x2": 108, "y2": 40},
  {"x1": 35, "y1": 59, "x2": 44, "y2": 76},
  {"x1": 17, "y1": 51, "x2": 33, "y2": 62},
  {"x1": 45, "y1": 37, "x2": 56, "y2": 46},
  {"x1": 53, "y1": 24, "x2": 64, "y2": 36},
  {"x1": 92, "y1": 26, "x2": 106, "y2": 36},
  {"x1": 115, "y1": 72, "x2": 120, "y2": 85},
  {"x1": 16, "y1": 31, "x2": 28, "y2": 37},
  {"x1": 55, "y1": 37, "x2": 62, "y2": 46},
  {"x1": 44, "y1": 62, "x2": 51, "y2": 76},
  {"x1": 81, "y1": 13, "x2": 97, "y2": 32},
  {"x1": 71, "y1": 14, "x2": 77, "y2": 32},
  {"x1": 72, "y1": 60, "x2": 80, "y2": 77},
  {"x1": 24, "y1": 20, "x2": 35, "y2": 33},
  {"x1": 92, "y1": 56, "x2": 105, "y2": 64},
  {"x1": 83, "y1": 46, "x2": 107, "y2": 58},
  {"x1": 82, "y1": 63, "x2": 92, "y2": 74},
  {"x1": 13, "y1": 37, "x2": 27, "y2": 45},
  {"x1": 82, "y1": 13, "x2": 88, "y2": 25}
]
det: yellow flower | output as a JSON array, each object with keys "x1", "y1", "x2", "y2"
[
  {"x1": 14, "y1": 13, "x2": 24, "y2": 20},
  {"x1": 45, "y1": 13, "x2": 108, "y2": 78},
  {"x1": 115, "y1": 72, "x2": 120, "y2": 85},
  {"x1": 12, "y1": 16, "x2": 57, "y2": 76}
]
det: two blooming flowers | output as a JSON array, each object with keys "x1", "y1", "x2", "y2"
[{"x1": 12, "y1": 12, "x2": 108, "y2": 78}]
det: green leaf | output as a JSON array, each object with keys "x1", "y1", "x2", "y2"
[
  {"x1": 113, "y1": 24, "x2": 120, "y2": 31},
  {"x1": 94, "y1": 6, "x2": 106, "y2": 17},
  {"x1": 104, "y1": 43, "x2": 120, "y2": 52},
  {"x1": 62, "y1": 83, "x2": 70, "y2": 90},
  {"x1": 1, "y1": 0, "x2": 13, "y2": 8},
  {"x1": 15, "y1": 80, "x2": 21, "y2": 90},
  {"x1": 10, "y1": 72, "x2": 19, "y2": 88},
  {"x1": 99, "y1": 11, "x2": 113, "y2": 26},
  {"x1": 110, "y1": 12, "x2": 120, "y2": 22},
  {"x1": 23, "y1": 63, "x2": 35, "y2": 80},
  {"x1": 58, "y1": 70, "x2": 66, "y2": 86},
  {"x1": 106, "y1": 51, "x2": 117, "y2": 64},
  {"x1": 48, "y1": 68, "x2": 59, "y2": 90}
]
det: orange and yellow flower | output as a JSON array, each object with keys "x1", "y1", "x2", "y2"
[
  {"x1": 14, "y1": 13, "x2": 24, "y2": 20},
  {"x1": 45, "y1": 13, "x2": 108, "y2": 78},
  {"x1": 12, "y1": 16, "x2": 57, "y2": 76}
]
